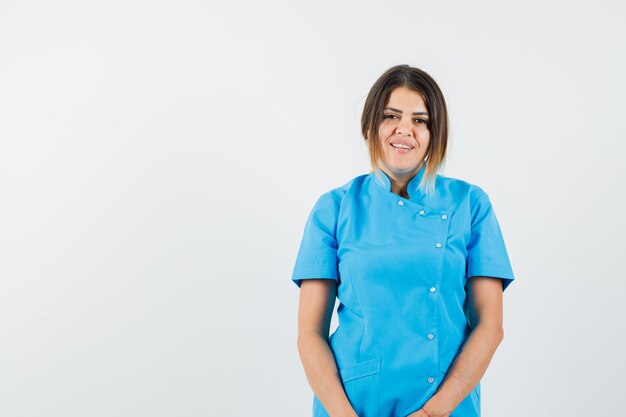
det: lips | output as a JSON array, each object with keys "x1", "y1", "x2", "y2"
[{"x1": 390, "y1": 141, "x2": 414, "y2": 149}]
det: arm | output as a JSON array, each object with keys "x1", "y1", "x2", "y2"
[
  {"x1": 417, "y1": 276, "x2": 505, "y2": 417},
  {"x1": 296, "y1": 279, "x2": 357, "y2": 417}
]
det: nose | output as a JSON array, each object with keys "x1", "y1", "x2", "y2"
[{"x1": 396, "y1": 119, "x2": 413, "y2": 136}]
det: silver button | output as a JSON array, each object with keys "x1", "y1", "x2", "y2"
[
  {"x1": 398, "y1": 201, "x2": 404, "y2": 206},
  {"x1": 419, "y1": 209, "x2": 425, "y2": 215},
  {"x1": 427, "y1": 333, "x2": 435, "y2": 340},
  {"x1": 435, "y1": 242, "x2": 442, "y2": 248},
  {"x1": 441, "y1": 214, "x2": 447, "y2": 220},
  {"x1": 430, "y1": 287, "x2": 436, "y2": 293},
  {"x1": 427, "y1": 377, "x2": 435, "y2": 383}
]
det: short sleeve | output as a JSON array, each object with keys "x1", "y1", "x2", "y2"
[
  {"x1": 291, "y1": 192, "x2": 340, "y2": 288},
  {"x1": 466, "y1": 188, "x2": 515, "y2": 291}
]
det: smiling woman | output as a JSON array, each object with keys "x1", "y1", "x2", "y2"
[
  {"x1": 377, "y1": 87, "x2": 432, "y2": 198},
  {"x1": 361, "y1": 65, "x2": 449, "y2": 198},
  {"x1": 292, "y1": 64, "x2": 515, "y2": 417}
]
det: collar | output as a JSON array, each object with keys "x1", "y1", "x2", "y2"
[{"x1": 373, "y1": 162, "x2": 427, "y2": 199}]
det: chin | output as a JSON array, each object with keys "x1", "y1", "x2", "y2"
[{"x1": 387, "y1": 160, "x2": 421, "y2": 171}]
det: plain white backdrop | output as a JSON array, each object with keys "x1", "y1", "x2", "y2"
[{"x1": 0, "y1": 1, "x2": 624, "y2": 416}]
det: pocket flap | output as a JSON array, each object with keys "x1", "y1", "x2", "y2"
[{"x1": 339, "y1": 358, "x2": 380, "y2": 383}]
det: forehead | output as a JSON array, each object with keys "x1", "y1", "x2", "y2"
[{"x1": 385, "y1": 87, "x2": 427, "y2": 110}]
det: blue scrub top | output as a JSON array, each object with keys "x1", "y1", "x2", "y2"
[{"x1": 291, "y1": 163, "x2": 516, "y2": 417}]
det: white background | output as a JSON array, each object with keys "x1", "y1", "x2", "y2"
[{"x1": 1, "y1": 1, "x2": 624, "y2": 416}]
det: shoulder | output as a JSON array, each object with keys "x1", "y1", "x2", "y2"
[
  {"x1": 304, "y1": 173, "x2": 367, "y2": 229},
  {"x1": 435, "y1": 172, "x2": 490, "y2": 205},
  {"x1": 315, "y1": 172, "x2": 370, "y2": 206}
]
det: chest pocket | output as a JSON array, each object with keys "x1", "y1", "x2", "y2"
[{"x1": 339, "y1": 357, "x2": 381, "y2": 417}]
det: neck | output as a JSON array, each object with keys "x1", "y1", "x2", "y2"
[{"x1": 381, "y1": 162, "x2": 425, "y2": 198}]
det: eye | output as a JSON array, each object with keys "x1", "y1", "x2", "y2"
[
  {"x1": 383, "y1": 114, "x2": 397, "y2": 120},
  {"x1": 415, "y1": 118, "x2": 429, "y2": 124}
]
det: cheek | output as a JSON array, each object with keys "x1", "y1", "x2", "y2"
[
  {"x1": 417, "y1": 131, "x2": 431, "y2": 146},
  {"x1": 378, "y1": 124, "x2": 393, "y2": 139}
]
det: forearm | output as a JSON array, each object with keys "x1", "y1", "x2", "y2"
[
  {"x1": 297, "y1": 331, "x2": 357, "y2": 417},
  {"x1": 424, "y1": 323, "x2": 504, "y2": 415}
]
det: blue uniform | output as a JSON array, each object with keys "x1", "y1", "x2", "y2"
[{"x1": 291, "y1": 163, "x2": 516, "y2": 417}]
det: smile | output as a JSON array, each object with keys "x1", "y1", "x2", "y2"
[{"x1": 390, "y1": 143, "x2": 414, "y2": 153}]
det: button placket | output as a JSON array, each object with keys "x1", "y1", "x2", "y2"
[
  {"x1": 433, "y1": 209, "x2": 452, "y2": 377},
  {"x1": 414, "y1": 207, "x2": 447, "y2": 294},
  {"x1": 412, "y1": 204, "x2": 449, "y2": 383}
]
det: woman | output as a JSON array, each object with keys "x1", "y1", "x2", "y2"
[{"x1": 291, "y1": 64, "x2": 515, "y2": 417}]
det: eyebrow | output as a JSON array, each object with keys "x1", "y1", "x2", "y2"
[{"x1": 384, "y1": 106, "x2": 429, "y2": 116}]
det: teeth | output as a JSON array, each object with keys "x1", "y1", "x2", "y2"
[{"x1": 392, "y1": 143, "x2": 412, "y2": 149}]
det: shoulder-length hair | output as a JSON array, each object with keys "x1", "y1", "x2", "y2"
[{"x1": 361, "y1": 64, "x2": 449, "y2": 196}]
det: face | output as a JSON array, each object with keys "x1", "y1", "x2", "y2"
[{"x1": 378, "y1": 86, "x2": 430, "y2": 178}]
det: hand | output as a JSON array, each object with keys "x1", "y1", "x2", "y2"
[{"x1": 406, "y1": 406, "x2": 450, "y2": 417}]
